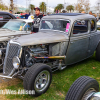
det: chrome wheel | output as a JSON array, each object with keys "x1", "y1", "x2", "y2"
[
  {"x1": 34, "y1": 70, "x2": 50, "y2": 93},
  {"x1": 81, "y1": 88, "x2": 96, "y2": 100}
]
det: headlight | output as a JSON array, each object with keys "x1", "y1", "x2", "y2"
[{"x1": 12, "y1": 56, "x2": 20, "y2": 69}]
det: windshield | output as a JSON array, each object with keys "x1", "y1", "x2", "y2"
[
  {"x1": 2, "y1": 20, "x2": 26, "y2": 31},
  {"x1": 40, "y1": 20, "x2": 70, "y2": 32}
]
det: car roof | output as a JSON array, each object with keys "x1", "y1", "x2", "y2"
[
  {"x1": 0, "y1": 11, "x2": 16, "y2": 18},
  {"x1": 0, "y1": 11, "x2": 11, "y2": 14},
  {"x1": 43, "y1": 13, "x2": 96, "y2": 22},
  {"x1": 9, "y1": 19, "x2": 33, "y2": 23},
  {"x1": 49, "y1": 13, "x2": 85, "y2": 16}
]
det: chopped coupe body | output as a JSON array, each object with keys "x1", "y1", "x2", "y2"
[{"x1": 0, "y1": 13, "x2": 99, "y2": 97}]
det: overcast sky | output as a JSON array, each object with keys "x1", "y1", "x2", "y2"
[{"x1": 4, "y1": 0, "x2": 99, "y2": 8}]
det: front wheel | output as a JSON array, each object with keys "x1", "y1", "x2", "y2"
[{"x1": 23, "y1": 63, "x2": 52, "y2": 97}]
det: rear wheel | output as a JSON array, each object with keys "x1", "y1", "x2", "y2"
[
  {"x1": 65, "y1": 76, "x2": 99, "y2": 100},
  {"x1": 23, "y1": 63, "x2": 52, "y2": 97}
]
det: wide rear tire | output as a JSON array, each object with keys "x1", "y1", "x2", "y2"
[
  {"x1": 65, "y1": 76, "x2": 99, "y2": 100},
  {"x1": 96, "y1": 42, "x2": 100, "y2": 61}
]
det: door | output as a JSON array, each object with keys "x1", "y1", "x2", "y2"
[
  {"x1": 65, "y1": 20, "x2": 90, "y2": 65},
  {"x1": 88, "y1": 19, "x2": 100, "y2": 56},
  {"x1": 0, "y1": 14, "x2": 12, "y2": 27}
]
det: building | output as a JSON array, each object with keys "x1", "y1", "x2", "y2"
[{"x1": 90, "y1": 6, "x2": 100, "y2": 14}]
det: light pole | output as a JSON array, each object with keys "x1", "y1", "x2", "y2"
[
  {"x1": 46, "y1": 0, "x2": 48, "y2": 14},
  {"x1": 98, "y1": 3, "x2": 100, "y2": 15},
  {"x1": 64, "y1": 0, "x2": 65, "y2": 10}
]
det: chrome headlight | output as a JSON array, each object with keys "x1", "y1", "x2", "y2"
[{"x1": 12, "y1": 56, "x2": 20, "y2": 69}]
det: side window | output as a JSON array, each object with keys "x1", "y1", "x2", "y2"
[
  {"x1": 0, "y1": 15, "x2": 3, "y2": 20},
  {"x1": 40, "y1": 20, "x2": 70, "y2": 32},
  {"x1": 3, "y1": 15, "x2": 11, "y2": 19},
  {"x1": 53, "y1": 20, "x2": 70, "y2": 32},
  {"x1": 73, "y1": 20, "x2": 88, "y2": 34},
  {"x1": 91, "y1": 20, "x2": 95, "y2": 31}
]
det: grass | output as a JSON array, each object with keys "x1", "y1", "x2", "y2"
[{"x1": 4, "y1": 54, "x2": 100, "y2": 100}]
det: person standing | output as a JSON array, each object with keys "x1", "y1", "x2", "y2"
[
  {"x1": 89, "y1": 11, "x2": 93, "y2": 15},
  {"x1": 81, "y1": 11, "x2": 86, "y2": 14},
  {"x1": 9, "y1": 10, "x2": 13, "y2": 14},
  {"x1": 31, "y1": 7, "x2": 43, "y2": 33}
]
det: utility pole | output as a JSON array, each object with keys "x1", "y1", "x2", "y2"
[
  {"x1": 10, "y1": 0, "x2": 14, "y2": 12},
  {"x1": 98, "y1": 3, "x2": 100, "y2": 15},
  {"x1": 46, "y1": 0, "x2": 48, "y2": 15},
  {"x1": 64, "y1": 0, "x2": 65, "y2": 10}
]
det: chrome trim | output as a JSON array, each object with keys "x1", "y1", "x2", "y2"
[
  {"x1": 9, "y1": 39, "x2": 20, "y2": 45},
  {"x1": 0, "y1": 75, "x2": 13, "y2": 79},
  {"x1": 3, "y1": 41, "x2": 10, "y2": 74},
  {"x1": 92, "y1": 92, "x2": 100, "y2": 98},
  {"x1": 8, "y1": 68, "x2": 16, "y2": 76},
  {"x1": 3, "y1": 40, "x2": 22, "y2": 76},
  {"x1": 19, "y1": 47, "x2": 22, "y2": 58}
]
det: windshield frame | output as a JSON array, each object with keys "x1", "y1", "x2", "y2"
[
  {"x1": 39, "y1": 19, "x2": 71, "y2": 34},
  {"x1": 2, "y1": 20, "x2": 26, "y2": 31}
]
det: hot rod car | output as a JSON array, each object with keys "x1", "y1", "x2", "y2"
[{"x1": 0, "y1": 13, "x2": 99, "y2": 97}]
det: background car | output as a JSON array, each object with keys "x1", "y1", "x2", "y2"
[
  {"x1": 13, "y1": 14, "x2": 20, "y2": 19},
  {"x1": 2, "y1": 19, "x2": 33, "y2": 31},
  {"x1": 97, "y1": 20, "x2": 100, "y2": 30},
  {"x1": 0, "y1": 11, "x2": 16, "y2": 27}
]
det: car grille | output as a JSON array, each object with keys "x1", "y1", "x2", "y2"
[{"x1": 3, "y1": 43, "x2": 21, "y2": 75}]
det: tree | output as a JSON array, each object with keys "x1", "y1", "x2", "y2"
[
  {"x1": 0, "y1": 0, "x2": 8, "y2": 10},
  {"x1": 10, "y1": 0, "x2": 14, "y2": 11},
  {"x1": 96, "y1": 0, "x2": 100, "y2": 13},
  {"x1": 66, "y1": 5, "x2": 74, "y2": 12},
  {"x1": 54, "y1": 4, "x2": 64, "y2": 13},
  {"x1": 29, "y1": 4, "x2": 35, "y2": 14},
  {"x1": 0, "y1": 0, "x2": 2, "y2": 3},
  {"x1": 75, "y1": 0, "x2": 90, "y2": 13},
  {"x1": 84, "y1": 0, "x2": 90, "y2": 13},
  {"x1": 54, "y1": 6, "x2": 59, "y2": 13},
  {"x1": 57, "y1": 4, "x2": 64, "y2": 12},
  {"x1": 39, "y1": 2, "x2": 46, "y2": 13}
]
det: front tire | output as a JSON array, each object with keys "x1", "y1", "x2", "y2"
[
  {"x1": 65, "y1": 76, "x2": 99, "y2": 100},
  {"x1": 23, "y1": 63, "x2": 52, "y2": 97}
]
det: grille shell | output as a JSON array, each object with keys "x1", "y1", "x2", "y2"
[{"x1": 3, "y1": 43, "x2": 21, "y2": 75}]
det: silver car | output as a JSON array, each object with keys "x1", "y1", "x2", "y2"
[{"x1": 0, "y1": 13, "x2": 99, "y2": 97}]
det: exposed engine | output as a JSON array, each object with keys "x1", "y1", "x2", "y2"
[
  {"x1": 0, "y1": 42, "x2": 7, "y2": 48},
  {"x1": 23, "y1": 44, "x2": 49, "y2": 67},
  {"x1": 0, "y1": 42, "x2": 7, "y2": 59},
  {"x1": 20, "y1": 43, "x2": 66, "y2": 70}
]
